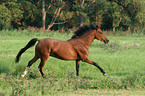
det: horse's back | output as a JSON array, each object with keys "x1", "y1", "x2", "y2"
[{"x1": 36, "y1": 38, "x2": 77, "y2": 60}]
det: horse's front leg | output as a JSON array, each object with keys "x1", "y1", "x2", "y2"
[
  {"x1": 84, "y1": 58, "x2": 107, "y2": 76},
  {"x1": 76, "y1": 60, "x2": 80, "y2": 77}
]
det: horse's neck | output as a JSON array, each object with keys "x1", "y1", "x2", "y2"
[{"x1": 80, "y1": 30, "x2": 96, "y2": 47}]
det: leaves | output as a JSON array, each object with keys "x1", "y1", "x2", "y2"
[
  {"x1": 0, "y1": 5, "x2": 12, "y2": 29},
  {"x1": 0, "y1": 0, "x2": 144, "y2": 31}
]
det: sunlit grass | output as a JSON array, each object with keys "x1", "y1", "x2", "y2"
[{"x1": 0, "y1": 30, "x2": 145, "y2": 95}]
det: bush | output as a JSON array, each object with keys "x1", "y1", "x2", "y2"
[{"x1": 0, "y1": 5, "x2": 12, "y2": 30}]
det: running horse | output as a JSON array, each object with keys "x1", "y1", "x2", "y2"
[{"x1": 15, "y1": 25, "x2": 109, "y2": 78}]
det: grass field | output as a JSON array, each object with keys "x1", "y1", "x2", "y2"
[{"x1": 0, "y1": 30, "x2": 145, "y2": 96}]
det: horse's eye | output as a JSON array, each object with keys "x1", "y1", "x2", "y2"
[{"x1": 99, "y1": 32, "x2": 103, "y2": 34}]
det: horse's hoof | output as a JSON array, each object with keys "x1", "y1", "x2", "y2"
[
  {"x1": 103, "y1": 73, "x2": 107, "y2": 76},
  {"x1": 75, "y1": 75, "x2": 79, "y2": 78},
  {"x1": 21, "y1": 74, "x2": 25, "y2": 78},
  {"x1": 42, "y1": 75, "x2": 46, "y2": 78}
]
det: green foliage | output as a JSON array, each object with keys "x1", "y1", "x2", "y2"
[
  {"x1": 60, "y1": 11, "x2": 73, "y2": 21},
  {"x1": 6, "y1": 1, "x2": 23, "y2": 28},
  {"x1": 87, "y1": 0, "x2": 107, "y2": 25},
  {"x1": 0, "y1": 0, "x2": 145, "y2": 32},
  {"x1": 20, "y1": 1, "x2": 40, "y2": 27},
  {"x1": 135, "y1": 0, "x2": 145, "y2": 26},
  {"x1": 0, "y1": 5, "x2": 12, "y2": 29},
  {"x1": 0, "y1": 18, "x2": 6, "y2": 30},
  {"x1": 110, "y1": 3, "x2": 122, "y2": 28}
]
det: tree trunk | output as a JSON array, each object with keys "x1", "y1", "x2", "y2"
[
  {"x1": 47, "y1": 24, "x2": 53, "y2": 31},
  {"x1": 113, "y1": 27, "x2": 115, "y2": 32},
  {"x1": 80, "y1": 0, "x2": 84, "y2": 26},
  {"x1": 47, "y1": 6, "x2": 62, "y2": 31},
  {"x1": 128, "y1": 26, "x2": 130, "y2": 32},
  {"x1": 42, "y1": 0, "x2": 46, "y2": 30},
  {"x1": 80, "y1": 17, "x2": 83, "y2": 27}
]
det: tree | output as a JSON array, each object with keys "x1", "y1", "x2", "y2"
[
  {"x1": 72, "y1": 0, "x2": 97, "y2": 27},
  {"x1": 79, "y1": 0, "x2": 84, "y2": 26},
  {"x1": 42, "y1": 0, "x2": 46, "y2": 30},
  {"x1": 109, "y1": 2, "x2": 122, "y2": 31},
  {"x1": 47, "y1": 0, "x2": 64, "y2": 31},
  {"x1": 6, "y1": 1, "x2": 23, "y2": 28},
  {"x1": 134, "y1": 0, "x2": 145, "y2": 32},
  {"x1": 20, "y1": 1, "x2": 40, "y2": 28},
  {"x1": 41, "y1": 0, "x2": 73, "y2": 31},
  {"x1": 87, "y1": 0, "x2": 107, "y2": 26},
  {"x1": 0, "y1": 4, "x2": 12, "y2": 29},
  {"x1": 106, "y1": 0, "x2": 145, "y2": 31},
  {"x1": 0, "y1": 0, "x2": 144, "y2": 31}
]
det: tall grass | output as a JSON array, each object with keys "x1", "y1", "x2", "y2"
[{"x1": 0, "y1": 30, "x2": 145, "y2": 95}]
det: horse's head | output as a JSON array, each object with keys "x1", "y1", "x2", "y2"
[{"x1": 95, "y1": 27, "x2": 109, "y2": 44}]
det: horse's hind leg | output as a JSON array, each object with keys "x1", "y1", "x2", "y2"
[
  {"x1": 38, "y1": 55, "x2": 49, "y2": 78},
  {"x1": 21, "y1": 55, "x2": 39, "y2": 78}
]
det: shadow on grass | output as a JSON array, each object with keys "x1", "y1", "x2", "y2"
[
  {"x1": 82, "y1": 76, "x2": 96, "y2": 80},
  {"x1": 0, "y1": 64, "x2": 10, "y2": 74},
  {"x1": 90, "y1": 86, "x2": 99, "y2": 89},
  {"x1": 110, "y1": 72, "x2": 129, "y2": 76}
]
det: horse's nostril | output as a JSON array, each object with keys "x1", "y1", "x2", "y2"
[
  {"x1": 104, "y1": 39, "x2": 109, "y2": 44},
  {"x1": 107, "y1": 40, "x2": 109, "y2": 43}
]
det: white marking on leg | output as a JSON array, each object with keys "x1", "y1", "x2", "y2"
[
  {"x1": 103, "y1": 73, "x2": 107, "y2": 76},
  {"x1": 21, "y1": 74, "x2": 25, "y2": 78},
  {"x1": 21, "y1": 67, "x2": 29, "y2": 78}
]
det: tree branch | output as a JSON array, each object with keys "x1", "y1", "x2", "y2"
[
  {"x1": 46, "y1": 0, "x2": 53, "y2": 12},
  {"x1": 47, "y1": 4, "x2": 62, "y2": 30},
  {"x1": 53, "y1": 19, "x2": 70, "y2": 25},
  {"x1": 87, "y1": 0, "x2": 96, "y2": 8}
]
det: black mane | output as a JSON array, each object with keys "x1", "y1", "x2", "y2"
[{"x1": 71, "y1": 25, "x2": 99, "y2": 39}]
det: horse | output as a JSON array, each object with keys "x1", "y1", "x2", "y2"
[{"x1": 15, "y1": 25, "x2": 109, "y2": 78}]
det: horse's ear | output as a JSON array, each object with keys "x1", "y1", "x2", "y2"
[
  {"x1": 90, "y1": 25, "x2": 96, "y2": 29},
  {"x1": 90, "y1": 24, "x2": 99, "y2": 29},
  {"x1": 95, "y1": 25, "x2": 100, "y2": 30}
]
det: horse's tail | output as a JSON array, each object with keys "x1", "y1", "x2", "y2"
[{"x1": 15, "y1": 38, "x2": 38, "y2": 63}]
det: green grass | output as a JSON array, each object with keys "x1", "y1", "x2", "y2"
[{"x1": 0, "y1": 30, "x2": 145, "y2": 95}]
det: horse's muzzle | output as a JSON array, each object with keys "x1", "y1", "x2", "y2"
[{"x1": 104, "y1": 39, "x2": 109, "y2": 44}]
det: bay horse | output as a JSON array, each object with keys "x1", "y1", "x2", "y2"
[{"x1": 15, "y1": 25, "x2": 109, "y2": 78}]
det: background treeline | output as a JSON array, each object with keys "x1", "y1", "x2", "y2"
[{"x1": 0, "y1": 0, "x2": 145, "y2": 32}]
